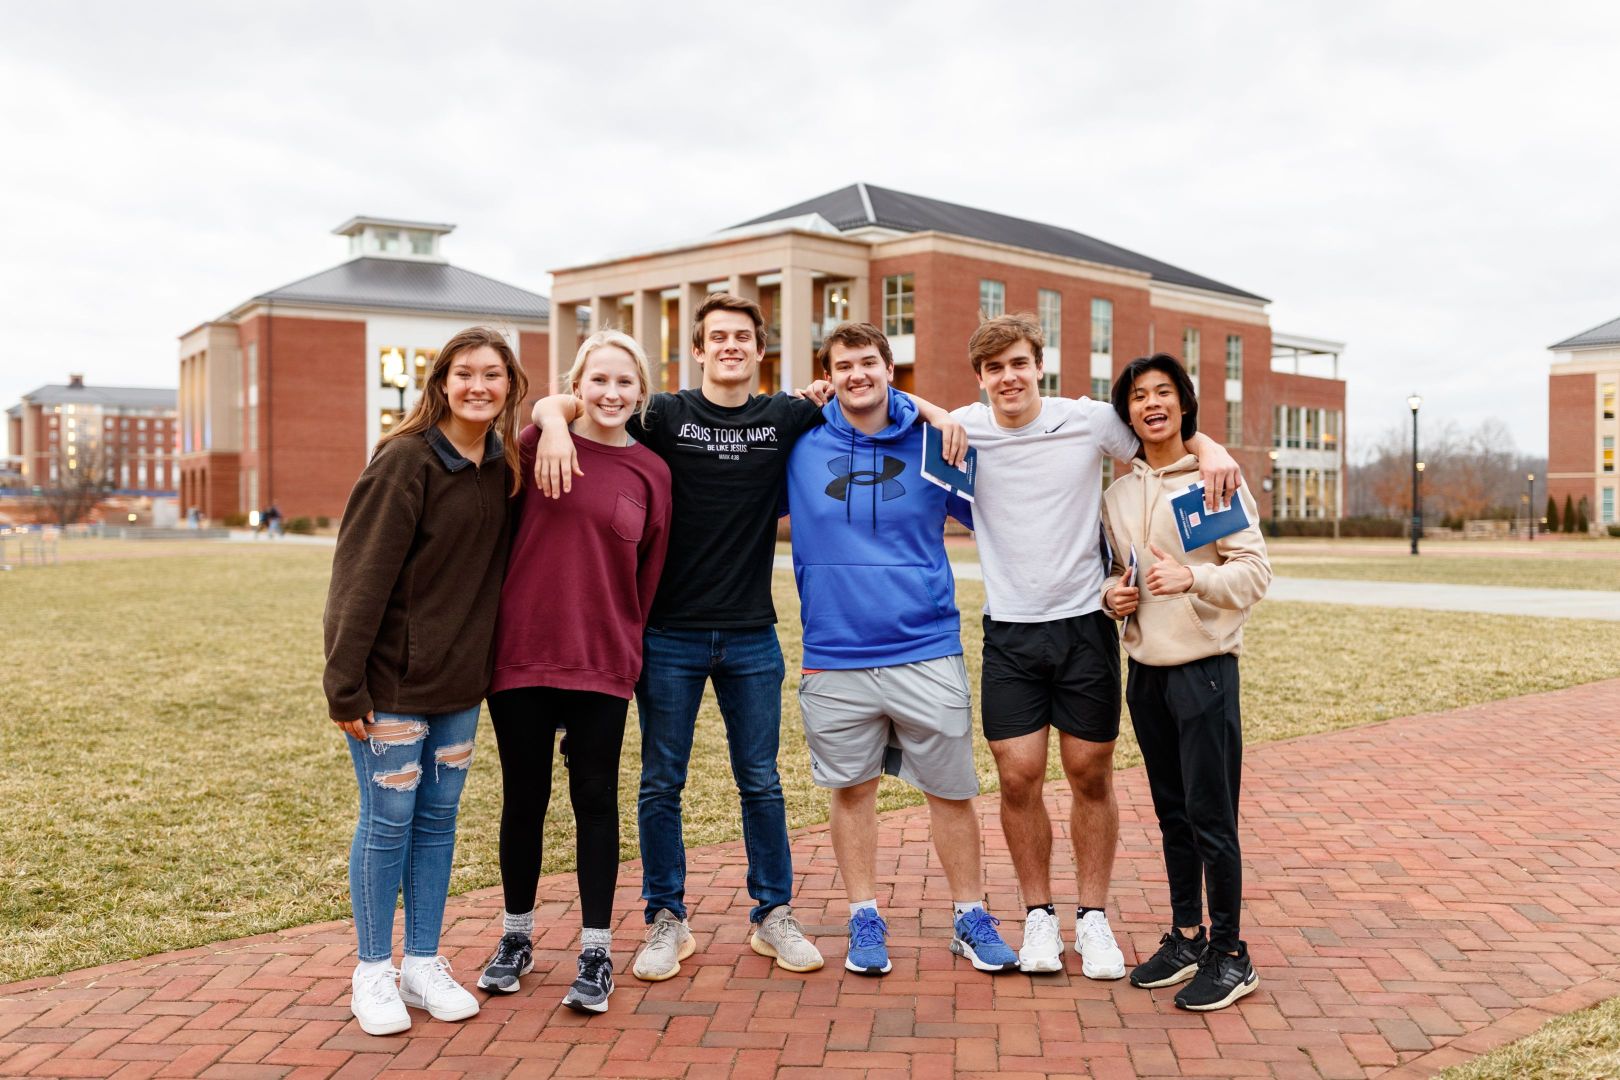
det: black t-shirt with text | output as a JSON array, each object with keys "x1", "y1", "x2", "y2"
[
  {"x1": 629, "y1": 389, "x2": 822, "y2": 629},
  {"x1": 625, "y1": 390, "x2": 822, "y2": 628}
]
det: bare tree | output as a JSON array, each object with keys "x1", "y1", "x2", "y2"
[
  {"x1": 37, "y1": 440, "x2": 120, "y2": 526},
  {"x1": 1347, "y1": 417, "x2": 1536, "y2": 524}
]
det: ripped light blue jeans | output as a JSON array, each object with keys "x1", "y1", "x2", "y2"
[{"x1": 346, "y1": 707, "x2": 480, "y2": 962}]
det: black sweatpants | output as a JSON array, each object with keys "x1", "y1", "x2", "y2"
[
  {"x1": 1125, "y1": 653, "x2": 1244, "y2": 953},
  {"x1": 487, "y1": 687, "x2": 628, "y2": 930}
]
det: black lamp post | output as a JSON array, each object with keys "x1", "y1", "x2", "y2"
[
  {"x1": 1267, "y1": 449, "x2": 1279, "y2": 537},
  {"x1": 392, "y1": 370, "x2": 409, "y2": 419},
  {"x1": 1526, "y1": 472, "x2": 1535, "y2": 541},
  {"x1": 1408, "y1": 394, "x2": 1422, "y2": 555}
]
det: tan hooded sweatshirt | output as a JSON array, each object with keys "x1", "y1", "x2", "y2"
[{"x1": 1100, "y1": 452, "x2": 1271, "y2": 666}]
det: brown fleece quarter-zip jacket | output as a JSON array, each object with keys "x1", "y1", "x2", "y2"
[{"x1": 322, "y1": 427, "x2": 510, "y2": 721}]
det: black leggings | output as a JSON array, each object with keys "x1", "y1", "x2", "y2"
[{"x1": 488, "y1": 687, "x2": 627, "y2": 930}]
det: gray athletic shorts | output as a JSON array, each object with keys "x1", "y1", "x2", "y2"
[{"x1": 796, "y1": 654, "x2": 979, "y2": 800}]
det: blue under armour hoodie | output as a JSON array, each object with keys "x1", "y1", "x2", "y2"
[{"x1": 786, "y1": 389, "x2": 973, "y2": 669}]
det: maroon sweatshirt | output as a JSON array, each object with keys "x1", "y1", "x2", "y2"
[{"x1": 492, "y1": 425, "x2": 673, "y2": 699}]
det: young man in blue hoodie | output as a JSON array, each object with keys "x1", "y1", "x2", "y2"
[{"x1": 786, "y1": 322, "x2": 1018, "y2": 977}]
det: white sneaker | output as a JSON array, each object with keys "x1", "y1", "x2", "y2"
[
  {"x1": 1018, "y1": 908, "x2": 1064, "y2": 973},
  {"x1": 350, "y1": 963, "x2": 410, "y2": 1036},
  {"x1": 399, "y1": 956, "x2": 480, "y2": 1022},
  {"x1": 1074, "y1": 910, "x2": 1126, "y2": 980}
]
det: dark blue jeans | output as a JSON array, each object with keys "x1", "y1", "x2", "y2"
[{"x1": 636, "y1": 626, "x2": 792, "y2": 924}]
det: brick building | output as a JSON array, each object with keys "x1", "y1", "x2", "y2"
[
  {"x1": 177, "y1": 216, "x2": 552, "y2": 521},
  {"x1": 546, "y1": 183, "x2": 1347, "y2": 519},
  {"x1": 6, "y1": 375, "x2": 177, "y2": 494},
  {"x1": 1548, "y1": 315, "x2": 1620, "y2": 529}
]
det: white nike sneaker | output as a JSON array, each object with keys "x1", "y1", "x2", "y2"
[
  {"x1": 1018, "y1": 908, "x2": 1064, "y2": 973},
  {"x1": 1075, "y1": 910, "x2": 1126, "y2": 980},
  {"x1": 350, "y1": 963, "x2": 410, "y2": 1036}
]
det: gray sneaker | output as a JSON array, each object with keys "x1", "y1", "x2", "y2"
[
  {"x1": 632, "y1": 909, "x2": 695, "y2": 982},
  {"x1": 748, "y1": 905, "x2": 824, "y2": 973}
]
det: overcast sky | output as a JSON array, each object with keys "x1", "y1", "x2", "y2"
[{"x1": 3, "y1": 0, "x2": 1615, "y2": 458}]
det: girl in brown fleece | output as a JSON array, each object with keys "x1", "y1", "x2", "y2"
[{"x1": 322, "y1": 327, "x2": 528, "y2": 1036}]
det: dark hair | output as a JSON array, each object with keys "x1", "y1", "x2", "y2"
[
  {"x1": 690, "y1": 292, "x2": 767, "y2": 352},
  {"x1": 1111, "y1": 353, "x2": 1198, "y2": 442},
  {"x1": 817, "y1": 321, "x2": 893, "y2": 370},
  {"x1": 968, "y1": 312, "x2": 1043, "y2": 373}
]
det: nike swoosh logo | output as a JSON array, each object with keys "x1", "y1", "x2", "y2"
[{"x1": 1045, "y1": 420, "x2": 1069, "y2": 433}]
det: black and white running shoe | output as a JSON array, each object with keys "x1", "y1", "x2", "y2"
[
  {"x1": 561, "y1": 947, "x2": 615, "y2": 1014},
  {"x1": 476, "y1": 932, "x2": 534, "y2": 993},
  {"x1": 1174, "y1": 940, "x2": 1259, "y2": 1011}
]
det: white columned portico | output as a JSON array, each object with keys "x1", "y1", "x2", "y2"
[
  {"x1": 778, "y1": 266, "x2": 814, "y2": 393},
  {"x1": 675, "y1": 282, "x2": 707, "y2": 390},
  {"x1": 631, "y1": 289, "x2": 662, "y2": 373},
  {"x1": 727, "y1": 273, "x2": 759, "y2": 304},
  {"x1": 848, "y1": 274, "x2": 871, "y2": 325},
  {"x1": 548, "y1": 302, "x2": 581, "y2": 394}
]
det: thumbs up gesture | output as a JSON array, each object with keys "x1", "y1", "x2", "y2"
[{"x1": 1145, "y1": 542, "x2": 1195, "y2": 596}]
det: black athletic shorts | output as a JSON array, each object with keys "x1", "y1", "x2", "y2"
[{"x1": 980, "y1": 609, "x2": 1121, "y2": 743}]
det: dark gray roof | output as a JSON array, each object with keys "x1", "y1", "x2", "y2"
[
  {"x1": 734, "y1": 183, "x2": 1267, "y2": 302},
  {"x1": 1551, "y1": 314, "x2": 1620, "y2": 350},
  {"x1": 254, "y1": 257, "x2": 550, "y2": 321},
  {"x1": 21, "y1": 384, "x2": 176, "y2": 409}
]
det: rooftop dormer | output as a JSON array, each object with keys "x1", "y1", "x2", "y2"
[{"x1": 332, "y1": 216, "x2": 455, "y2": 262}]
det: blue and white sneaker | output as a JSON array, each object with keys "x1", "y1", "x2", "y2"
[
  {"x1": 950, "y1": 909, "x2": 1019, "y2": 973},
  {"x1": 844, "y1": 909, "x2": 891, "y2": 976}
]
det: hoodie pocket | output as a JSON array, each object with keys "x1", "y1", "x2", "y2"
[
  {"x1": 799, "y1": 563, "x2": 954, "y2": 658},
  {"x1": 1179, "y1": 595, "x2": 1218, "y2": 642}
]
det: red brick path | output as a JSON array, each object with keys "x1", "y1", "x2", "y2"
[{"x1": 5, "y1": 679, "x2": 1619, "y2": 1079}]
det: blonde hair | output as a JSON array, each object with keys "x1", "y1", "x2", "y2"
[
  {"x1": 374, "y1": 326, "x2": 530, "y2": 496},
  {"x1": 566, "y1": 330, "x2": 654, "y2": 421}
]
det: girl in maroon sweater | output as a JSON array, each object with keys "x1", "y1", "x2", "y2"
[{"x1": 478, "y1": 330, "x2": 672, "y2": 1013}]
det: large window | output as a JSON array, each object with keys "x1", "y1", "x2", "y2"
[
  {"x1": 1605, "y1": 436, "x2": 1615, "y2": 474},
  {"x1": 1323, "y1": 410, "x2": 1340, "y2": 449},
  {"x1": 1226, "y1": 400, "x2": 1243, "y2": 445},
  {"x1": 979, "y1": 279, "x2": 1005, "y2": 318},
  {"x1": 1183, "y1": 327, "x2": 1200, "y2": 380},
  {"x1": 1090, "y1": 298, "x2": 1113, "y2": 357},
  {"x1": 1273, "y1": 405, "x2": 1285, "y2": 448},
  {"x1": 883, "y1": 274, "x2": 915, "y2": 337},
  {"x1": 1038, "y1": 289, "x2": 1062, "y2": 396},
  {"x1": 1605, "y1": 487, "x2": 1616, "y2": 524},
  {"x1": 1225, "y1": 335, "x2": 1243, "y2": 381},
  {"x1": 1303, "y1": 408, "x2": 1320, "y2": 449},
  {"x1": 411, "y1": 349, "x2": 437, "y2": 390},
  {"x1": 1091, "y1": 377, "x2": 1111, "y2": 403},
  {"x1": 246, "y1": 343, "x2": 259, "y2": 450},
  {"x1": 1605, "y1": 383, "x2": 1616, "y2": 420}
]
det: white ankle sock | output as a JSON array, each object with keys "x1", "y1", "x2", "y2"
[
  {"x1": 355, "y1": 958, "x2": 392, "y2": 977},
  {"x1": 400, "y1": 955, "x2": 438, "y2": 978},
  {"x1": 849, "y1": 899, "x2": 879, "y2": 916},
  {"x1": 953, "y1": 900, "x2": 985, "y2": 918}
]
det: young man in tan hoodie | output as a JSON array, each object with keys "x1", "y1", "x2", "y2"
[{"x1": 1100, "y1": 352, "x2": 1270, "y2": 1012}]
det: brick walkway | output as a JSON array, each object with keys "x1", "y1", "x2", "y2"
[{"x1": 4, "y1": 680, "x2": 1619, "y2": 1079}]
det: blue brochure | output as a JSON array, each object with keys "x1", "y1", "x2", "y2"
[
  {"x1": 1169, "y1": 482, "x2": 1249, "y2": 551},
  {"x1": 921, "y1": 424, "x2": 978, "y2": 503}
]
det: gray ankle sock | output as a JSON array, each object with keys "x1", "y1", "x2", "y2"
[
  {"x1": 503, "y1": 909, "x2": 534, "y2": 937},
  {"x1": 582, "y1": 927, "x2": 612, "y2": 955}
]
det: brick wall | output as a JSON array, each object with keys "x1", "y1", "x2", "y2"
[
  {"x1": 1548, "y1": 370, "x2": 1597, "y2": 516},
  {"x1": 241, "y1": 314, "x2": 368, "y2": 520}
]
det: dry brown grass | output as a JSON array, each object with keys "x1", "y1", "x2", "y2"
[{"x1": 4, "y1": 542, "x2": 1620, "y2": 984}]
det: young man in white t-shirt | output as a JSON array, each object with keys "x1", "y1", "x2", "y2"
[{"x1": 951, "y1": 313, "x2": 1240, "y2": 978}]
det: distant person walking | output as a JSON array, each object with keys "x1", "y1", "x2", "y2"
[
  {"x1": 322, "y1": 326, "x2": 528, "y2": 1036},
  {"x1": 265, "y1": 503, "x2": 284, "y2": 539},
  {"x1": 477, "y1": 331, "x2": 672, "y2": 1014}
]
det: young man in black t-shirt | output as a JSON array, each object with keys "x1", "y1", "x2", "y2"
[{"x1": 532, "y1": 294, "x2": 963, "y2": 982}]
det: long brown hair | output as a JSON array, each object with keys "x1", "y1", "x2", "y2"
[{"x1": 374, "y1": 326, "x2": 531, "y2": 495}]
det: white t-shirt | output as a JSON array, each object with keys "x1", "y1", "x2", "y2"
[{"x1": 953, "y1": 396, "x2": 1139, "y2": 623}]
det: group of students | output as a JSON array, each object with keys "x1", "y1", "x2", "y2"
[{"x1": 321, "y1": 295, "x2": 1272, "y2": 1038}]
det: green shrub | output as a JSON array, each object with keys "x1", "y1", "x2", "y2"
[
  {"x1": 1608, "y1": 525, "x2": 1620, "y2": 538},
  {"x1": 1268, "y1": 516, "x2": 1405, "y2": 538},
  {"x1": 315, "y1": 516, "x2": 331, "y2": 529},
  {"x1": 285, "y1": 516, "x2": 315, "y2": 534},
  {"x1": 223, "y1": 513, "x2": 249, "y2": 528}
]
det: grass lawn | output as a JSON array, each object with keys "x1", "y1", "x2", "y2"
[
  {"x1": 1439, "y1": 997, "x2": 1620, "y2": 1079},
  {"x1": 6, "y1": 542, "x2": 1620, "y2": 985},
  {"x1": 1267, "y1": 542, "x2": 1620, "y2": 592}
]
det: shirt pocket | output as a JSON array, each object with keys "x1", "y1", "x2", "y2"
[{"x1": 611, "y1": 491, "x2": 647, "y2": 542}]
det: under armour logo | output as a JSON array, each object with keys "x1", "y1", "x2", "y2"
[{"x1": 825, "y1": 455, "x2": 906, "y2": 501}]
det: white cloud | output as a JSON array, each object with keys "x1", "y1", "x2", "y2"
[{"x1": 3, "y1": 0, "x2": 1616, "y2": 459}]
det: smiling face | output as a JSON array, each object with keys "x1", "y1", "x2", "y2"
[
  {"x1": 976, "y1": 339, "x2": 1044, "y2": 427},
  {"x1": 826, "y1": 340, "x2": 892, "y2": 419},
  {"x1": 574, "y1": 344, "x2": 643, "y2": 431},
  {"x1": 1127, "y1": 368, "x2": 1186, "y2": 451},
  {"x1": 695, "y1": 308, "x2": 762, "y2": 389},
  {"x1": 444, "y1": 344, "x2": 510, "y2": 428}
]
